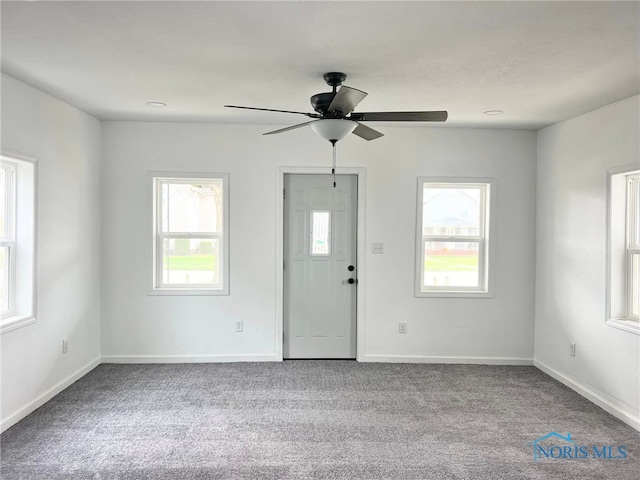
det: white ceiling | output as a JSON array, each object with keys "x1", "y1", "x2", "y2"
[{"x1": 2, "y1": 1, "x2": 638, "y2": 129}]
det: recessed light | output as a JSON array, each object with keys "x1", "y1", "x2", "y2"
[
  {"x1": 483, "y1": 110, "x2": 504, "y2": 116},
  {"x1": 146, "y1": 102, "x2": 167, "y2": 108}
]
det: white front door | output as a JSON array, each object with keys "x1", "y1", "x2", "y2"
[{"x1": 284, "y1": 174, "x2": 357, "y2": 359}]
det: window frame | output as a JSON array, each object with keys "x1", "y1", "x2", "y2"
[
  {"x1": 149, "y1": 172, "x2": 230, "y2": 296},
  {"x1": 415, "y1": 177, "x2": 495, "y2": 298},
  {"x1": 0, "y1": 151, "x2": 38, "y2": 334},
  {"x1": 606, "y1": 165, "x2": 640, "y2": 334}
]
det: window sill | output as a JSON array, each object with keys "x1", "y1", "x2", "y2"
[
  {"x1": 148, "y1": 289, "x2": 229, "y2": 296},
  {"x1": 1, "y1": 314, "x2": 36, "y2": 334},
  {"x1": 606, "y1": 318, "x2": 640, "y2": 335},
  {"x1": 415, "y1": 290, "x2": 494, "y2": 299}
]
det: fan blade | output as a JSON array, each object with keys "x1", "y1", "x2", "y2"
[
  {"x1": 327, "y1": 86, "x2": 368, "y2": 116},
  {"x1": 225, "y1": 105, "x2": 320, "y2": 118},
  {"x1": 263, "y1": 121, "x2": 318, "y2": 136},
  {"x1": 349, "y1": 111, "x2": 448, "y2": 122},
  {"x1": 352, "y1": 122, "x2": 384, "y2": 141}
]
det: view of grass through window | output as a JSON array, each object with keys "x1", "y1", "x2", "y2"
[
  {"x1": 423, "y1": 242, "x2": 479, "y2": 287},
  {"x1": 162, "y1": 238, "x2": 220, "y2": 285}
]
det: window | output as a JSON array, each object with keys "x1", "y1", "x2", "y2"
[
  {"x1": 1, "y1": 162, "x2": 15, "y2": 316},
  {"x1": 627, "y1": 174, "x2": 640, "y2": 320},
  {"x1": 311, "y1": 210, "x2": 331, "y2": 256},
  {"x1": 1, "y1": 152, "x2": 37, "y2": 333},
  {"x1": 415, "y1": 178, "x2": 494, "y2": 297},
  {"x1": 151, "y1": 173, "x2": 229, "y2": 295},
  {"x1": 607, "y1": 165, "x2": 639, "y2": 333}
]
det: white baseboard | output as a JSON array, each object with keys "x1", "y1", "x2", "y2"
[
  {"x1": 101, "y1": 353, "x2": 280, "y2": 363},
  {"x1": 1, "y1": 356, "x2": 101, "y2": 433},
  {"x1": 534, "y1": 360, "x2": 640, "y2": 432},
  {"x1": 360, "y1": 354, "x2": 533, "y2": 365}
]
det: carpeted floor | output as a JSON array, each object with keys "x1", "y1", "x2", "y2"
[{"x1": 1, "y1": 362, "x2": 638, "y2": 479}]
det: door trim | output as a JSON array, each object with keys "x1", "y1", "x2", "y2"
[{"x1": 275, "y1": 167, "x2": 366, "y2": 362}]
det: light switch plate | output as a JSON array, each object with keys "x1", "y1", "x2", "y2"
[{"x1": 372, "y1": 242, "x2": 384, "y2": 254}]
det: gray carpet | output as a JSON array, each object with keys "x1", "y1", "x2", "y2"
[{"x1": 1, "y1": 362, "x2": 638, "y2": 479}]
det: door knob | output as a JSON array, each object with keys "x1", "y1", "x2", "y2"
[
  {"x1": 348, "y1": 265, "x2": 355, "y2": 271},
  {"x1": 348, "y1": 278, "x2": 356, "y2": 284}
]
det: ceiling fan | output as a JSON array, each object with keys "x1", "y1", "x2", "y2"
[{"x1": 225, "y1": 72, "x2": 448, "y2": 144}]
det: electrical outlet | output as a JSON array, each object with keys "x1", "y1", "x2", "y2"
[
  {"x1": 569, "y1": 342, "x2": 576, "y2": 357},
  {"x1": 62, "y1": 340, "x2": 68, "y2": 354},
  {"x1": 234, "y1": 320, "x2": 243, "y2": 333},
  {"x1": 398, "y1": 322, "x2": 407, "y2": 334}
]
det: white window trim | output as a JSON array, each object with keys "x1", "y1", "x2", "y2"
[
  {"x1": 148, "y1": 172, "x2": 230, "y2": 296},
  {"x1": 1, "y1": 150, "x2": 38, "y2": 334},
  {"x1": 415, "y1": 177, "x2": 496, "y2": 298},
  {"x1": 606, "y1": 164, "x2": 640, "y2": 335}
]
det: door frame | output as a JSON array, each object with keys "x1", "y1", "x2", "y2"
[{"x1": 275, "y1": 166, "x2": 366, "y2": 362}]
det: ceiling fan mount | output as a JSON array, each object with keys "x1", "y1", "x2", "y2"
[
  {"x1": 322, "y1": 72, "x2": 347, "y2": 89},
  {"x1": 225, "y1": 72, "x2": 448, "y2": 142}
]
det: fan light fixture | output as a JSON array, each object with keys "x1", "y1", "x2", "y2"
[
  {"x1": 309, "y1": 120, "x2": 357, "y2": 189},
  {"x1": 308, "y1": 120, "x2": 357, "y2": 189},
  {"x1": 310, "y1": 119, "x2": 357, "y2": 143}
]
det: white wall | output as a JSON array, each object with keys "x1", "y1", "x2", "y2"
[
  {"x1": 0, "y1": 75, "x2": 102, "y2": 430},
  {"x1": 535, "y1": 95, "x2": 640, "y2": 428},
  {"x1": 101, "y1": 121, "x2": 537, "y2": 363}
]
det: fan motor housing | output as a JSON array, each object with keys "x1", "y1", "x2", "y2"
[
  {"x1": 311, "y1": 72, "x2": 348, "y2": 115},
  {"x1": 310, "y1": 92, "x2": 336, "y2": 115}
]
